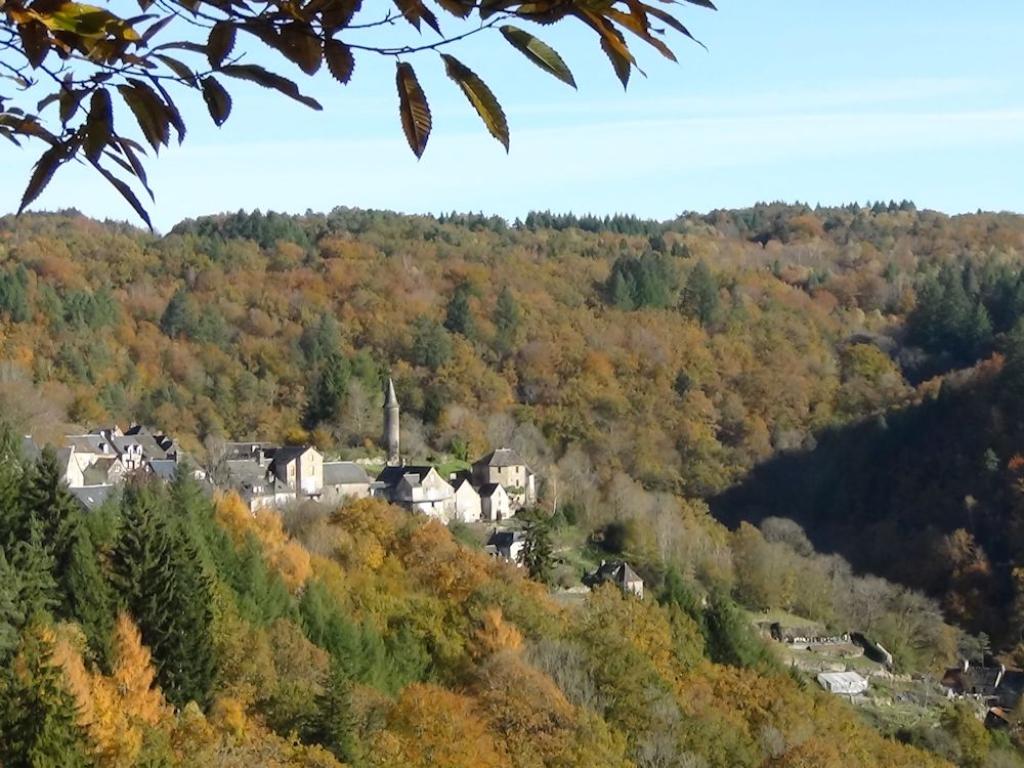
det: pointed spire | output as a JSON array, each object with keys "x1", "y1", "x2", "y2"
[{"x1": 385, "y1": 377, "x2": 399, "y2": 408}]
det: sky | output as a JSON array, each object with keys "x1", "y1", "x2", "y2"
[{"x1": 1, "y1": 1, "x2": 1022, "y2": 231}]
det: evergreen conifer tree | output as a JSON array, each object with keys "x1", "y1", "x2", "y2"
[
  {"x1": 0, "y1": 625, "x2": 90, "y2": 768},
  {"x1": 518, "y1": 510, "x2": 554, "y2": 585},
  {"x1": 681, "y1": 260, "x2": 720, "y2": 327},
  {"x1": 304, "y1": 351, "x2": 351, "y2": 428},
  {"x1": 11, "y1": 522, "x2": 59, "y2": 622},
  {"x1": 63, "y1": 526, "x2": 115, "y2": 666},
  {"x1": 0, "y1": 548, "x2": 25, "y2": 661},
  {"x1": 444, "y1": 283, "x2": 475, "y2": 338},
  {"x1": 23, "y1": 448, "x2": 82, "y2": 570},
  {"x1": 307, "y1": 657, "x2": 362, "y2": 765},
  {"x1": 112, "y1": 483, "x2": 217, "y2": 707}
]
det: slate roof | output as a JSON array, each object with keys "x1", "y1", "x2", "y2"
[
  {"x1": 593, "y1": 560, "x2": 643, "y2": 586},
  {"x1": 385, "y1": 377, "x2": 399, "y2": 407},
  {"x1": 70, "y1": 484, "x2": 116, "y2": 511},
  {"x1": 269, "y1": 445, "x2": 315, "y2": 466},
  {"x1": 377, "y1": 465, "x2": 434, "y2": 487},
  {"x1": 66, "y1": 434, "x2": 112, "y2": 455},
  {"x1": 225, "y1": 459, "x2": 270, "y2": 487},
  {"x1": 83, "y1": 456, "x2": 119, "y2": 485},
  {"x1": 452, "y1": 476, "x2": 477, "y2": 494},
  {"x1": 480, "y1": 482, "x2": 504, "y2": 498},
  {"x1": 148, "y1": 459, "x2": 178, "y2": 482},
  {"x1": 323, "y1": 461, "x2": 370, "y2": 486},
  {"x1": 55, "y1": 447, "x2": 74, "y2": 478},
  {"x1": 474, "y1": 448, "x2": 529, "y2": 469},
  {"x1": 487, "y1": 530, "x2": 524, "y2": 548}
]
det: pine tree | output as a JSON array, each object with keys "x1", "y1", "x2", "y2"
[
  {"x1": 494, "y1": 286, "x2": 519, "y2": 337},
  {"x1": 0, "y1": 425, "x2": 30, "y2": 551},
  {"x1": 0, "y1": 624, "x2": 91, "y2": 768},
  {"x1": 11, "y1": 522, "x2": 59, "y2": 622},
  {"x1": 609, "y1": 269, "x2": 634, "y2": 310},
  {"x1": 304, "y1": 351, "x2": 351, "y2": 428},
  {"x1": 63, "y1": 527, "x2": 115, "y2": 667},
  {"x1": 112, "y1": 483, "x2": 216, "y2": 707},
  {"x1": 681, "y1": 260, "x2": 720, "y2": 326},
  {"x1": 24, "y1": 447, "x2": 82, "y2": 563},
  {"x1": 0, "y1": 548, "x2": 25, "y2": 661},
  {"x1": 307, "y1": 657, "x2": 362, "y2": 765},
  {"x1": 159, "y1": 288, "x2": 196, "y2": 338},
  {"x1": 518, "y1": 511, "x2": 554, "y2": 585},
  {"x1": 444, "y1": 283, "x2": 475, "y2": 338}
]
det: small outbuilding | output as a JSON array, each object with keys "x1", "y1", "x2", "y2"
[
  {"x1": 485, "y1": 530, "x2": 525, "y2": 564},
  {"x1": 587, "y1": 560, "x2": 644, "y2": 599},
  {"x1": 816, "y1": 671, "x2": 868, "y2": 696}
]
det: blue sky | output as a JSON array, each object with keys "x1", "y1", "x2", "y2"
[{"x1": 2, "y1": 1, "x2": 1022, "y2": 231}]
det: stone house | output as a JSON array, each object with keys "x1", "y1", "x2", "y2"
[
  {"x1": 451, "y1": 477, "x2": 482, "y2": 523},
  {"x1": 268, "y1": 445, "x2": 324, "y2": 497},
  {"x1": 322, "y1": 461, "x2": 371, "y2": 503},
  {"x1": 472, "y1": 448, "x2": 537, "y2": 510},
  {"x1": 588, "y1": 560, "x2": 644, "y2": 598},
  {"x1": 376, "y1": 465, "x2": 456, "y2": 522},
  {"x1": 480, "y1": 483, "x2": 511, "y2": 522}
]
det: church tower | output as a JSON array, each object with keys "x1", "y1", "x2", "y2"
[{"x1": 383, "y1": 377, "x2": 400, "y2": 466}]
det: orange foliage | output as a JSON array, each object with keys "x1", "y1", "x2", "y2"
[{"x1": 216, "y1": 491, "x2": 312, "y2": 591}]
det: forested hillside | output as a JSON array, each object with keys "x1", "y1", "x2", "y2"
[
  {"x1": 3, "y1": 203, "x2": 1024, "y2": 765},
  {"x1": 0, "y1": 434, "x2": 958, "y2": 767}
]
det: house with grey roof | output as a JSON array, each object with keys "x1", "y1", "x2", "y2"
[
  {"x1": 451, "y1": 476, "x2": 482, "y2": 523},
  {"x1": 479, "y1": 482, "x2": 511, "y2": 522},
  {"x1": 485, "y1": 529, "x2": 526, "y2": 564},
  {"x1": 375, "y1": 465, "x2": 456, "y2": 522},
  {"x1": 69, "y1": 484, "x2": 118, "y2": 512},
  {"x1": 472, "y1": 447, "x2": 537, "y2": 510},
  {"x1": 322, "y1": 461, "x2": 371, "y2": 503},
  {"x1": 587, "y1": 560, "x2": 644, "y2": 598}
]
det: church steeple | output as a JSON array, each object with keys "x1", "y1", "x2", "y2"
[{"x1": 383, "y1": 377, "x2": 400, "y2": 466}]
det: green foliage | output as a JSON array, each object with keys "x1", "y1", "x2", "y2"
[
  {"x1": 0, "y1": 266, "x2": 31, "y2": 323},
  {"x1": 702, "y1": 591, "x2": 776, "y2": 669},
  {"x1": 304, "y1": 352, "x2": 351, "y2": 429},
  {"x1": 907, "y1": 265, "x2": 993, "y2": 365},
  {"x1": 680, "y1": 260, "x2": 720, "y2": 326},
  {"x1": 306, "y1": 658, "x2": 362, "y2": 765},
  {"x1": 444, "y1": 282, "x2": 475, "y2": 339},
  {"x1": 409, "y1": 316, "x2": 453, "y2": 371},
  {"x1": 112, "y1": 482, "x2": 217, "y2": 707},
  {"x1": 62, "y1": 526, "x2": 115, "y2": 666},
  {"x1": 518, "y1": 510, "x2": 555, "y2": 585},
  {"x1": 605, "y1": 251, "x2": 676, "y2": 310},
  {"x1": 0, "y1": 625, "x2": 90, "y2": 768}
]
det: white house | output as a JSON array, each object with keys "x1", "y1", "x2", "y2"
[
  {"x1": 451, "y1": 477, "x2": 482, "y2": 523},
  {"x1": 816, "y1": 671, "x2": 869, "y2": 696},
  {"x1": 480, "y1": 483, "x2": 511, "y2": 522},
  {"x1": 376, "y1": 465, "x2": 456, "y2": 522}
]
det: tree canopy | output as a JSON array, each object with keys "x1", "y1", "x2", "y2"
[{"x1": 0, "y1": 0, "x2": 715, "y2": 224}]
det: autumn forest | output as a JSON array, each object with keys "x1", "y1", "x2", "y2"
[{"x1": 3, "y1": 202, "x2": 1024, "y2": 767}]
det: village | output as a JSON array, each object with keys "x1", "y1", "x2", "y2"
[
  {"x1": 19, "y1": 377, "x2": 1024, "y2": 733},
  {"x1": 22, "y1": 378, "x2": 643, "y2": 599}
]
